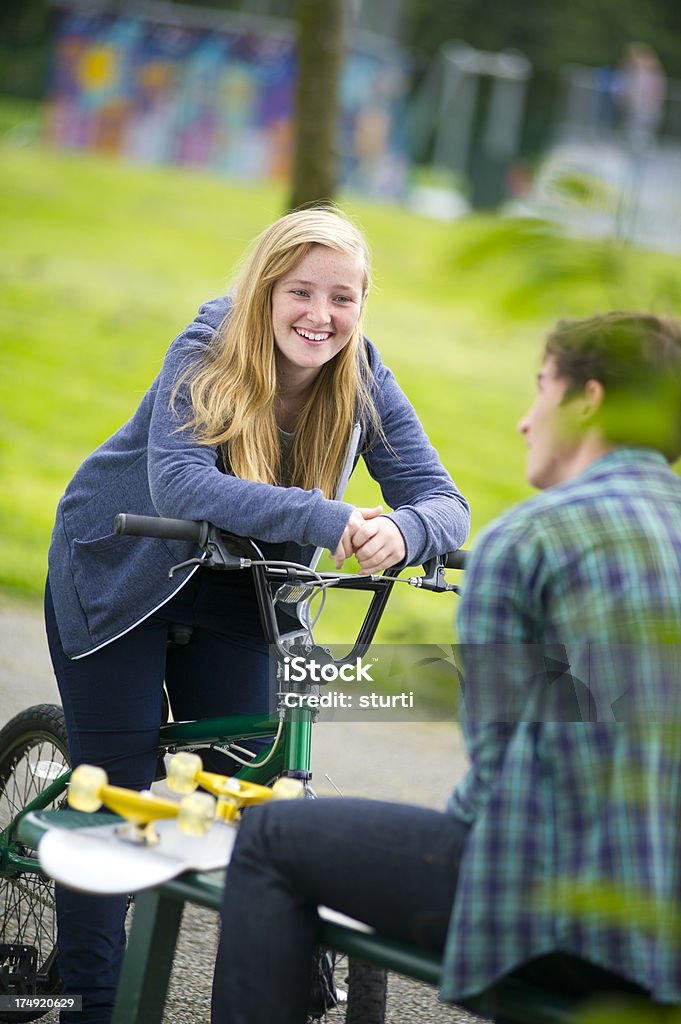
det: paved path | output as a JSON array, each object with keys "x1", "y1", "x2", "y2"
[{"x1": 0, "y1": 594, "x2": 483, "y2": 1023}]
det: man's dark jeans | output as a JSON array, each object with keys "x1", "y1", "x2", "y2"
[{"x1": 212, "y1": 798, "x2": 467, "y2": 1024}]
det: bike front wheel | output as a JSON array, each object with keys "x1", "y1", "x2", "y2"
[
  {"x1": 308, "y1": 951, "x2": 387, "y2": 1024},
  {"x1": 344, "y1": 958, "x2": 388, "y2": 1024},
  {"x1": 0, "y1": 704, "x2": 70, "y2": 1022}
]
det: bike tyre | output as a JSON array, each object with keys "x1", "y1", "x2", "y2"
[
  {"x1": 344, "y1": 958, "x2": 388, "y2": 1024},
  {"x1": 0, "y1": 704, "x2": 70, "y2": 1023},
  {"x1": 307, "y1": 948, "x2": 387, "y2": 1024}
]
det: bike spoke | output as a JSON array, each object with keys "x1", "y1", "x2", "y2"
[{"x1": 1, "y1": 733, "x2": 67, "y2": 976}]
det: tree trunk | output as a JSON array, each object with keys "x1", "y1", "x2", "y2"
[{"x1": 288, "y1": 0, "x2": 345, "y2": 210}]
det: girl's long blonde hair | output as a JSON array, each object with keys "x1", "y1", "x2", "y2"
[{"x1": 174, "y1": 207, "x2": 380, "y2": 498}]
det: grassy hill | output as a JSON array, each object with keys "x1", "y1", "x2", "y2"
[{"x1": 2, "y1": 96, "x2": 680, "y2": 649}]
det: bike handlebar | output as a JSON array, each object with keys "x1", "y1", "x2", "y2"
[
  {"x1": 114, "y1": 512, "x2": 467, "y2": 661},
  {"x1": 441, "y1": 550, "x2": 467, "y2": 571},
  {"x1": 115, "y1": 513, "x2": 209, "y2": 545},
  {"x1": 114, "y1": 513, "x2": 468, "y2": 571}
]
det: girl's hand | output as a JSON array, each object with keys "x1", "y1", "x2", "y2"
[
  {"x1": 332, "y1": 506, "x2": 383, "y2": 570},
  {"x1": 350, "y1": 515, "x2": 407, "y2": 575}
]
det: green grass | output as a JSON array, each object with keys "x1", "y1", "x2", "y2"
[{"x1": 2, "y1": 97, "x2": 680, "y2": 652}]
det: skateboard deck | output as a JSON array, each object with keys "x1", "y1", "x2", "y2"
[{"x1": 37, "y1": 817, "x2": 237, "y2": 895}]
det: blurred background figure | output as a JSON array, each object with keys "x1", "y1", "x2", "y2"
[{"x1": 616, "y1": 41, "x2": 667, "y2": 150}]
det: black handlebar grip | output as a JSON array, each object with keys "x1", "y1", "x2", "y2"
[
  {"x1": 443, "y1": 550, "x2": 468, "y2": 570},
  {"x1": 114, "y1": 513, "x2": 208, "y2": 545}
]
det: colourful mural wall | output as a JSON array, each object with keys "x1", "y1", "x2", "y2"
[{"x1": 47, "y1": 7, "x2": 409, "y2": 198}]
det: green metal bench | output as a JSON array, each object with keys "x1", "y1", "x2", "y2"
[
  {"x1": 17, "y1": 811, "x2": 579, "y2": 1024},
  {"x1": 110, "y1": 871, "x2": 580, "y2": 1024}
]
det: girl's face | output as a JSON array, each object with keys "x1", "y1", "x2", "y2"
[{"x1": 271, "y1": 245, "x2": 365, "y2": 386}]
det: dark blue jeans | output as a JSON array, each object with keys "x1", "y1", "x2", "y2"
[
  {"x1": 211, "y1": 798, "x2": 468, "y2": 1024},
  {"x1": 44, "y1": 568, "x2": 277, "y2": 1024},
  {"x1": 211, "y1": 799, "x2": 649, "y2": 1024}
]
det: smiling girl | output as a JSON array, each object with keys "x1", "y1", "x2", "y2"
[{"x1": 44, "y1": 206, "x2": 469, "y2": 1023}]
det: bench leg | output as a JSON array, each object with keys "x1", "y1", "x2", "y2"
[{"x1": 112, "y1": 890, "x2": 184, "y2": 1024}]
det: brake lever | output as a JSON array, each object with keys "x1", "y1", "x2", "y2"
[
  {"x1": 168, "y1": 526, "x2": 256, "y2": 578},
  {"x1": 407, "y1": 558, "x2": 460, "y2": 594},
  {"x1": 168, "y1": 556, "x2": 205, "y2": 579}
]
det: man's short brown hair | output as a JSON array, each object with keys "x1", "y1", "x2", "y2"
[{"x1": 544, "y1": 312, "x2": 681, "y2": 462}]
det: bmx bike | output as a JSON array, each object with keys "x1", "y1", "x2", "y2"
[{"x1": 0, "y1": 512, "x2": 465, "y2": 1022}]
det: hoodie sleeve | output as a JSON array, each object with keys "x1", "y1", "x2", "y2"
[{"x1": 362, "y1": 340, "x2": 470, "y2": 565}]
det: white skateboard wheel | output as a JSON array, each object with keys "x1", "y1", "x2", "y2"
[
  {"x1": 167, "y1": 752, "x2": 203, "y2": 795},
  {"x1": 177, "y1": 791, "x2": 216, "y2": 836},
  {"x1": 68, "y1": 764, "x2": 108, "y2": 812},
  {"x1": 271, "y1": 777, "x2": 305, "y2": 801}
]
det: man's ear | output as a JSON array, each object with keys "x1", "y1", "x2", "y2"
[{"x1": 580, "y1": 379, "x2": 605, "y2": 421}]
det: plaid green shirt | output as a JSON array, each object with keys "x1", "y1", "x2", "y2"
[{"x1": 443, "y1": 448, "x2": 681, "y2": 1003}]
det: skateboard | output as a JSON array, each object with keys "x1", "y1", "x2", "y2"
[{"x1": 36, "y1": 756, "x2": 303, "y2": 896}]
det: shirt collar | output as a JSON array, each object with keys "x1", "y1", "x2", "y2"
[{"x1": 574, "y1": 446, "x2": 669, "y2": 483}]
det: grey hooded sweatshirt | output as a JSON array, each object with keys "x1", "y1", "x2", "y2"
[{"x1": 48, "y1": 296, "x2": 469, "y2": 658}]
